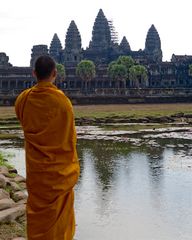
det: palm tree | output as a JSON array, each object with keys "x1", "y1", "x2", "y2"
[
  {"x1": 189, "y1": 64, "x2": 192, "y2": 76},
  {"x1": 76, "y1": 60, "x2": 96, "y2": 92},
  {"x1": 108, "y1": 63, "x2": 127, "y2": 88},
  {"x1": 113, "y1": 56, "x2": 134, "y2": 87},
  {"x1": 129, "y1": 65, "x2": 148, "y2": 88},
  {"x1": 116, "y1": 55, "x2": 135, "y2": 71},
  {"x1": 56, "y1": 63, "x2": 66, "y2": 88}
]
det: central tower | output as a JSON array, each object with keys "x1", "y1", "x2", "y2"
[{"x1": 84, "y1": 9, "x2": 112, "y2": 64}]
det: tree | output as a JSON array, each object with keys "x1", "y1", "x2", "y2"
[
  {"x1": 108, "y1": 56, "x2": 135, "y2": 87},
  {"x1": 56, "y1": 64, "x2": 66, "y2": 87},
  {"x1": 76, "y1": 60, "x2": 96, "y2": 92},
  {"x1": 129, "y1": 65, "x2": 148, "y2": 88},
  {"x1": 116, "y1": 56, "x2": 135, "y2": 72},
  {"x1": 189, "y1": 64, "x2": 192, "y2": 76},
  {"x1": 108, "y1": 63, "x2": 127, "y2": 88}
]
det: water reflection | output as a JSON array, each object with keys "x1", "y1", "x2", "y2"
[
  {"x1": 75, "y1": 139, "x2": 192, "y2": 240},
  {"x1": 1, "y1": 138, "x2": 192, "y2": 239},
  {"x1": 77, "y1": 140, "x2": 132, "y2": 191}
]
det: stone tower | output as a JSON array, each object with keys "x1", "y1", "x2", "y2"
[
  {"x1": 63, "y1": 20, "x2": 82, "y2": 66},
  {"x1": 89, "y1": 9, "x2": 111, "y2": 51},
  {"x1": 30, "y1": 45, "x2": 49, "y2": 67},
  {"x1": 84, "y1": 9, "x2": 112, "y2": 64},
  {"x1": 145, "y1": 24, "x2": 162, "y2": 63},
  {"x1": 49, "y1": 33, "x2": 62, "y2": 63},
  {"x1": 0, "y1": 53, "x2": 12, "y2": 68},
  {"x1": 119, "y1": 36, "x2": 131, "y2": 53}
]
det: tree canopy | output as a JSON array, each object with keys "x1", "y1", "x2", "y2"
[
  {"x1": 189, "y1": 64, "x2": 192, "y2": 76},
  {"x1": 76, "y1": 60, "x2": 96, "y2": 81},
  {"x1": 56, "y1": 63, "x2": 65, "y2": 80},
  {"x1": 129, "y1": 65, "x2": 148, "y2": 87},
  {"x1": 108, "y1": 63, "x2": 127, "y2": 81},
  {"x1": 116, "y1": 56, "x2": 135, "y2": 72},
  {"x1": 108, "y1": 55, "x2": 148, "y2": 88}
]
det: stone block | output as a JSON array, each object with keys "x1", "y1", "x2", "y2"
[
  {"x1": 12, "y1": 238, "x2": 26, "y2": 240},
  {"x1": 0, "y1": 166, "x2": 9, "y2": 175},
  {"x1": 0, "y1": 173, "x2": 7, "y2": 188},
  {"x1": 0, "y1": 204, "x2": 25, "y2": 223},
  {"x1": 16, "y1": 198, "x2": 27, "y2": 205},
  {"x1": 14, "y1": 175, "x2": 26, "y2": 183},
  {"x1": 0, "y1": 198, "x2": 15, "y2": 210},
  {"x1": 12, "y1": 191, "x2": 27, "y2": 202},
  {"x1": 19, "y1": 182, "x2": 27, "y2": 189},
  {"x1": 0, "y1": 189, "x2": 10, "y2": 200},
  {"x1": 10, "y1": 181, "x2": 21, "y2": 192}
]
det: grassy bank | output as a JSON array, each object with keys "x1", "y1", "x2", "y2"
[
  {"x1": 0, "y1": 152, "x2": 13, "y2": 169},
  {"x1": 75, "y1": 103, "x2": 192, "y2": 118},
  {"x1": 0, "y1": 217, "x2": 26, "y2": 240},
  {"x1": 1, "y1": 104, "x2": 192, "y2": 119}
]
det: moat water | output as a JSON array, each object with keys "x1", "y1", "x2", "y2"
[{"x1": 1, "y1": 127, "x2": 192, "y2": 240}]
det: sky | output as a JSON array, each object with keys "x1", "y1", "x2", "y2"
[{"x1": 1, "y1": 0, "x2": 192, "y2": 66}]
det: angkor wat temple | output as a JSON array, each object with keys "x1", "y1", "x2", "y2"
[{"x1": 1, "y1": 9, "x2": 192, "y2": 104}]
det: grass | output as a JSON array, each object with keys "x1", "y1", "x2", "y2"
[
  {"x1": 1, "y1": 104, "x2": 192, "y2": 120},
  {"x1": 0, "y1": 133, "x2": 20, "y2": 139},
  {"x1": 0, "y1": 107, "x2": 17, "y2": 119},
  {"x1": 6, "y1": 172, "x2": 17, "y2": 178},
  {"x1": 74, "y1": 103, "x2": 192, "y2": 118},
  {"x1": 0, "y1": 152, "x2": 13, "y2": 169},
  {"x1": 0, "y1": 216, "x2": 26, "y2": 240}
]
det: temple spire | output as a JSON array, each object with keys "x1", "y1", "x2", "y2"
[
  {"x1": 49, "y1": 33, "x2": 62, "y2": 63},
  {"x1": 89, "y1": 9, "x2": 111, "y2": 50},
  {"x1": 120, "y1": 36, "x2": 131, "y2": 52},
  {"x1": 64, "y1": 20, "x2": 82, "y2": 65},
  {"x1": 145, "y1": 24, "x2": 162, "y2": 62},
  {"x1": 65, "y1": 20, "x2": 82, "y2": 50}
]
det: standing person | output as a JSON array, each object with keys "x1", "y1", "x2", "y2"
[{"x1": 15, "y1": 56, "x2": 80, "y2": 240}]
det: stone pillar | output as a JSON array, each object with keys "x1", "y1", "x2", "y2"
[
  {"x1": 7, "y1": 80, "x2": 10, "y2": 90},
  {"x1": 15, "y1": 79, "x2": 18, "y2": 89}
]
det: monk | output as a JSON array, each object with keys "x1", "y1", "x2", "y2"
[{"x1": 15, "y1": 56, "x2": 80, "y2": 240}]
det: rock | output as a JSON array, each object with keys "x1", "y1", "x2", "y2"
[
  {"x1": 0, "y1": 204, "x2": 25, "y2": 223},
  {"x1": 12, "y1": 191, "x2": 27, "y2": 202},
  {"x1": 0, "y1": 166, "x2": 9, "y2": 175},
  {"x1": 184, "y1": 113, "x2": 192, "y2": 118},
  {"x1": 0, "y1": 198, "x2": 15, "y2": 210},
  {"x1": 171, "y1": 112, "x2": 184, "y2": 118},
  {"x1": 0, "y1": 189, "x2": 10, "y2": 200},
  {"x1": 0, "y1": 173, "x2": 7, "y2": 188},
  {"x1": 12, "y1": 238, "x2": 26, "y2": 240},
  {"x1": 10, "y1": 181, "x2": 21, "y2": 192},
  {"x1": 19, "y1": 182, "x2": 27, "y2": 189},
  {"x1": 16, "y1": 198, "x2": 27, "y2": 205},
  {"x1": 14, "y1": 175, "x2": 26, "y2": 183},
  {"x1": 9, "y1": 168, "x2": 18, "y2": 174}
]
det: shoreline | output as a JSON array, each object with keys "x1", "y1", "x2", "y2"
[{"x1": 0, "y1": 154, "x2": 26, "y2": 240}]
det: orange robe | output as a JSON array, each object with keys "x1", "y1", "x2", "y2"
[{"x1": 15, "y1": 81, "x2": 80, "y2": 240}]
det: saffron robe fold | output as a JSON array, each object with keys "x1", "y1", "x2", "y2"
[{"x1": 15, "y1": 81, "x2": 80, "y2": 240}]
